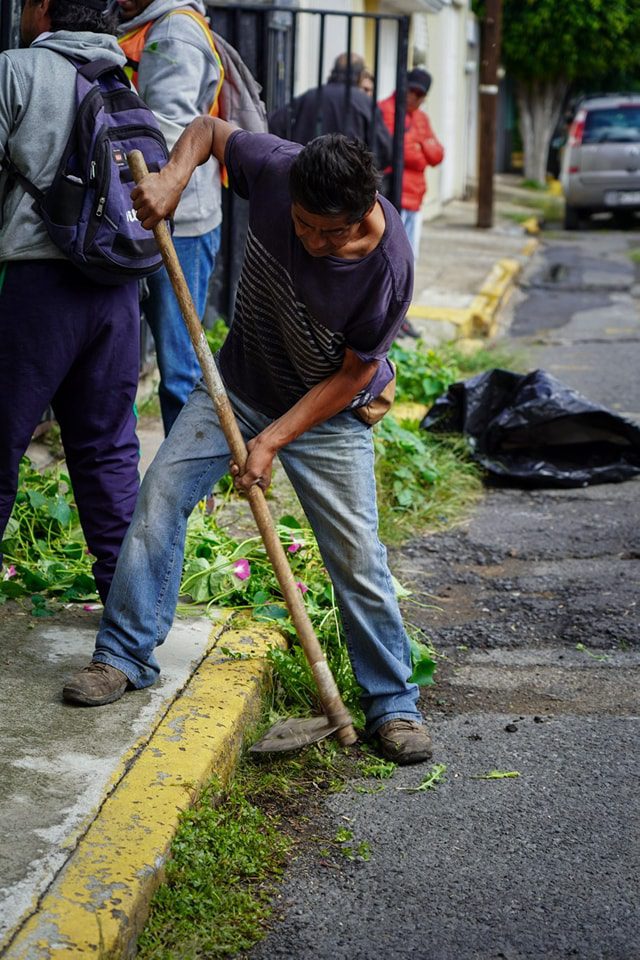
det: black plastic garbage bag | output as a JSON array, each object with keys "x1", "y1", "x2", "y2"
[{"x1": 421, "y1": 368, "x2": 640, "y2": 487}]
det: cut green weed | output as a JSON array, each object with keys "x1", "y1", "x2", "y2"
[
  {"x1": 575, "y1": 642, "x2": 610, "y2": 661},
  {"x1": 357, "y1": 750, "x2": 397, "y2": 780},
  {"x1": 397, "y1": 762, "x2": 447, "y2": 792},
  {"x1": 471, "y1": 770, "x2": 520, "y2": 780},
  {"x1": 333, "y1": 827, "x2": 371, "y2": 862},
  {"x1": 0, "y1": 458, "x2": 97, "y2": 604}
]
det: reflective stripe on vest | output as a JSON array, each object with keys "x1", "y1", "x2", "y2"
[{"x1": 119, "y1": 8, "x2": 224, "y2": 116}]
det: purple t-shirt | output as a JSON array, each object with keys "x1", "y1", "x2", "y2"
[{"x1": 218, "y1": 130, "x2": 414, "y2": 418}]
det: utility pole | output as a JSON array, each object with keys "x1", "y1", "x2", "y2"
[{"x1": 476, "y1": 0, "x2": 503, "y2": 228}]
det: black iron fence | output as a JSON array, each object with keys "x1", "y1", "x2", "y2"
[
  {"x1": 1, "y1": 2, "x2": 409, "y2": 337},
  {"x1": 207, "y1": 4, "x2": 409, "y2": 323},
  {"x1": 0, "y1": 0, "x2": 20, "y2": 53}
]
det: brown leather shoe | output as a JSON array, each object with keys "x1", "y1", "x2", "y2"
[
  {"x1": 63, "y1": 661, "x2": 129, "y2": 706},
  {"x1": 376, "y1": 719, "x2": 433, "y2": 765}
]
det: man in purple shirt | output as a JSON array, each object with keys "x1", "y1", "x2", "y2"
[{"x1": 63, "y1": 119, "x2": 433, "y2": 765}]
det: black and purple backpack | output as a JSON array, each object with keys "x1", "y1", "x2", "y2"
[{"x1": 2, "y1": 53, "x2": 169, "y2": 286}]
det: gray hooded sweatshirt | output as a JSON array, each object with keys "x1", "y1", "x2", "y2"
[
  {"x1": 117, "y1": 0, "x2": 221, "y2": 237},
  {"x1": 0, "y1": 32, "x2": 126, "y2": 261}
]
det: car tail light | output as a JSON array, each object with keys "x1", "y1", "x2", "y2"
[
  {"x1": 569, "y1": 165, "x2": 580, "y2": 173},
  {"x1": 568, "y1": 109, "x2": 586, "y2": 146}
]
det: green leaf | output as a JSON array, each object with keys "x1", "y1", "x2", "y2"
[
  {"x1": 278, "y1": 516, "x2": 302, "y2": 530},
  {"x1": 251, "y1": 589, "x2": 271, "y2": 605},
  {"x1": 26, "y1": 489, "x2": 47, "y2": 509},
  {"x1": 408, "y1": 638, "x2": 436, "y2": 686},
  {"x1": 391, "y1": 574, "x2": 411, "y2": 599},
  {"x1": 254, "y1": 604, "x2": 289, "y2": 621},
  {"x1": 48, "y1": 496, "x2": 72, "y2": 526},
  {"x1": 21, "y1": 570, "x2": 51, "y2": 591},
  {"x1": 398, "y1": 762, "x2": 447, "y2": 792},
  {"x1": 409, "y1": 657, "x2": 436, "y2": 686},
  {"x1": 471, "y1": 770, "x2": 520, "y2": 780},
  {"x1": 3, "y1": 517, "x2": 19, "y2": 540},
  {"x1": 0, "y1": 580, "x2": 28, "y2": 598}
]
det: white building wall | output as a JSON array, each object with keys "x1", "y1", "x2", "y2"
[
  {"x1": 293, "y1": 0, "x2": 368, "y2": 96},
  {"x1": 416, "y1": 0, "x2": 476, "y2": 219}
]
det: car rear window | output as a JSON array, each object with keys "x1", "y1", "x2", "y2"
[{"x1": 583, "y1": 107, "x2": 640, "y2": 144}]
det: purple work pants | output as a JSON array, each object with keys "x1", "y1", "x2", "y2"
[{"x1": 0, "y1": 260, "x2": 141, "y2": 602}]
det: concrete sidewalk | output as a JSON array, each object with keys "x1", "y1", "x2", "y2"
[{"x1": 1, "y1": 181, "x2": 543, "y2": 958}]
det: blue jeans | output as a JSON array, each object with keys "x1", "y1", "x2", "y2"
[
  {"x1": 401, "y1": 208, "x2": 422, "y2": 260},
  {"x1": 144, "y1": 227, "x2": 221, "y2": 435},
  {"x1": 93, "y1": 384, "x2": 420, "y2": 734}
]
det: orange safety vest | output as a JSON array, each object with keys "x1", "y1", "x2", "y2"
[{"x1": 119, "y1": 8, "x2": 224, "y2": 116}]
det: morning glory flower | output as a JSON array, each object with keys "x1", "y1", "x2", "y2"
[
  {"x1": 3, "y1": 565, "x2": 16, "y2": 580},
  {"x1": 296, "y1": 581, "x2": 308, "y2": 594},
  {"x1": 288, "y1": 537, "x2": 304, "y2": 554},
  {"x1": 233, "y1": 559, "x2": 251, "y2": 581}
]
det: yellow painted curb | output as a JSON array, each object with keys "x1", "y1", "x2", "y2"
[
  {"x1": 407, "y1": 242, "x2": 539, "y2": 343},
  {"x1": 3, "y1": 624, "x2": 286, "y2": 960},
  {"x1": 468, "y1": 258, "x2": 523, "y2": 338},
  {"x1": 391, "y1": 401, "x2": 429, "y2": 423},
  {"x1": 405, "y1": 304, "x2": 470, "y2": 326},
  {"x1": 521, "y1": 238, "x2": 539, "y2": 257}
]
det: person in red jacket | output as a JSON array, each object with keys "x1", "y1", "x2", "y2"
[{"x1": 380, "y1": 68, "x2": 444, "y2": 261}]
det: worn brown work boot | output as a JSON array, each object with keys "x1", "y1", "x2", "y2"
[
  {"x1": 376, "y1": 719, "x2": 433, "y2": 765},
  {"x1": 63, "y1": 661, "x2": 129, "y2": 706}
]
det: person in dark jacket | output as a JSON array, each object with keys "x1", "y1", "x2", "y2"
[{"x1": 269, "y1": 52, "x2": 392, "y2": 170}]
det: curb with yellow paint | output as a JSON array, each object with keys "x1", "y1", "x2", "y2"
[
  {"x1": 2, "y1": 623, "x2": 285, "y2": 959},
  {"x1": 408, "y1": 238, "x2": 539, "y2": 341}
]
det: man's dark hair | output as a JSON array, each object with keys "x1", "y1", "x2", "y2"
[
  {"x1": 289, "y1": 134, "x2": 380, "y2": 223},
  {"x1": 327, "y1": 52, "x2": 365, "y2": 87},
  {"x1": 48, "y1": 0, "x2": 118, "y2": 34}
]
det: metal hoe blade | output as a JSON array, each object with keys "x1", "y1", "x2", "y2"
[{"x1": 249, "y1": 716, "x2": 341, "y2": 754}]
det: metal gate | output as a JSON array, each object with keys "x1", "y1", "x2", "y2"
[
  {"x1": 206, "y1": 3, "x2": 409, "y2": 323},
  {"x1": 0, "y1": 0, "x2": 21, "y2": 53},
  {"x1": 1, "y1": 2, "x2": 409, "y2": 328}
]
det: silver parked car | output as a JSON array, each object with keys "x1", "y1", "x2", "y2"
[{"x1": 560, "y1": 94, "x2": 640, "y2": 229}]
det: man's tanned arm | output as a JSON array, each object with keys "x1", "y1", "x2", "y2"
[
  {"x1": 232, "y1": 349, "x2": 380, "y2": 492},
  {"x1": 132, "y1": 117, "x2": 237, "y2": 228}
]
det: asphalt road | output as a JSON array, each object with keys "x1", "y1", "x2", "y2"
[{"x1": 248, "y1": 228, "x2": 640, "y2": 960}]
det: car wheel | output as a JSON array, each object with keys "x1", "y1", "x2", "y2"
[{"x1": 564, "y1": 204, "x2": 581, "y2": 230}]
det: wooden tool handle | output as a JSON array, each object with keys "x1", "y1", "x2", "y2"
[{"x1": 128, "y1": 150, "x2": 357, "y2": 746}]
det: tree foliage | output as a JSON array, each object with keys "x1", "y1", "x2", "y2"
[
  {"x1": 473, "y1": 0, "x2": 640, "y2": 182},
  {"x1": 474, "y1": 0, "x2": 640, "y2": 87}
]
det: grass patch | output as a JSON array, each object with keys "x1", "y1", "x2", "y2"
[
  {"x1": 504, "y1": 211, "x2": 532, "y2": 225},
  {"x1": 510, "y1": 192, "x2": 564, "y2": 224},
  {"x1": 136, "y1": 770, "x2": 288, "y2": 958},
  {"x1": 375, "y1": 423, "x2": 483, "y2": 544},
  {"x1": 373, "y1": 338, "x2": 524, "y2": 543},
  {"x1": 136, "y1": 739, "x2": 371, "y2": 959},
  {"x1": 627, "y1": 248, "x2": 640, "y2": 263}
]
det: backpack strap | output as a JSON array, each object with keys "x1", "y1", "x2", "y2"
[
  {"x1": 76, "y1": 57, "x2": 130, "y2": 87},
  {"x1": 0, "y1": 54, "x2": 130, "y2": 208},
  {"x1": 0, "y1": 153, "x2": 44, "y2": 205}
]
